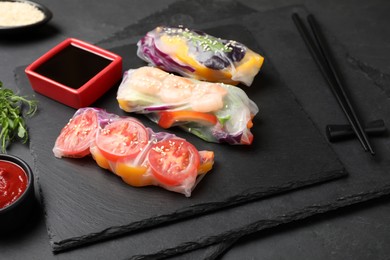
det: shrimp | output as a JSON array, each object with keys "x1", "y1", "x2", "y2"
[
  {"x1": 120, "y1": 67, "x2": 228, "y2": 112},
  {"x1": 158, "y1": 74, "x2": 193, "y2": 103},
  {"x1": 190, "y1": 82, "x2": 227, "y2": 112},
  {"x1": 129, "y1": 67, "x2": 168, "y2": 95},
  {"x1": 191, "y1": 92, "x2": 224, "y2": 112},
  {"x1": 194, "y1": 82, "x2": 228, "y2": 96}
]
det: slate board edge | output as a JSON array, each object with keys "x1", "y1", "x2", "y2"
[
  {"x1": 44, "y1": 166, "x2": 346, "y2": 252},
  {"x1": 133, "y1": 184, "x2": 390, "y2": 260}
]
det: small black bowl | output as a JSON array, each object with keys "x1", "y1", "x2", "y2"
[
  {"x1": 0, "y1": 0, "x2": 52, "y2": 35},
  {"x1": 0, "y1": 154, "x2": 36, "y2": 233}
]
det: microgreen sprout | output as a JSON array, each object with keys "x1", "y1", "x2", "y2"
[{"x1": 0, "y1": 81, "x2": 38, "y2": 153}]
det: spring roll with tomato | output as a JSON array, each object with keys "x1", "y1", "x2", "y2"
[
  {"x1": 52, "y1": 107, "x2": 112, "y2": 158},
  {"x1": 137, "y1": 26, "x2": 264, "y2": 86},
  {"x1": 117, "y1": 66, "x2": 259, "y2": 145},
  {"x1": 53, "y1": 108, "x2": 214, "y2": 197}
]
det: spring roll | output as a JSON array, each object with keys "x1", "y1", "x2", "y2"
[
  {"x1": 117, "y1": 66, "x2": 259, "y2": 145},
  {"x1": 137, "y1": 26, "x2": 264, "y2": 86}
]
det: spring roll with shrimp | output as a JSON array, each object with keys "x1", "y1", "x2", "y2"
[
  {"x1": 137, "y1": 26, "x2": 264, "y2": 86},
  {"x1": 117, "y1": 66, "x2": 259, "y2": 145}
]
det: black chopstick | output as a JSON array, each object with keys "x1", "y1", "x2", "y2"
[
  {"x1": 292, "y1": 13, "x2": 375, "y2": 155},
  {"x1": 306, "y1": 14, "x2": 375, "y2": 155}
]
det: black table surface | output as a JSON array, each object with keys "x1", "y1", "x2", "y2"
[{"x1": 1, "y1": 0, "x2": 390, "y2": 259}]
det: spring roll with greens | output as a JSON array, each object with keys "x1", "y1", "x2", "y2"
[
  {"x1": 137, "y1": 26, "x2": 264, "y2": 86},
  {"x1": 117, "y1": 66, "x2": 259, "y2": 145}
]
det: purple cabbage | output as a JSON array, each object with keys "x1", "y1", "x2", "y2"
[{"x1": 138, "y1": 35, "x2": 195, "y2": 73}]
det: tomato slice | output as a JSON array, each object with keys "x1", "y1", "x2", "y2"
[
  {"x1": 158, "y1": 111, "x2": 218, "y2": 129},
  {"x1": 53, "y1": 108, "x2": 98, "y2": 158},
  {"x1": 148, "y1": 138, "x2": 200, "y2": 186},
  {"x1": 96, "y1": 118, "x2": 149, "y2": 161}
]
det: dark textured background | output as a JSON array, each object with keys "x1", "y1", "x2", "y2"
[{"x1": 1, "y1": 0, "x2": 390, "y2": 259}]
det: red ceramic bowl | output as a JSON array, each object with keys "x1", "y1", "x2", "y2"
[
  {"x1": 25, "y1": 38, "x2": 122, "y2": 109},
  {"x1": 0, "y1": 154, "x2": 35, "y2": 233}
]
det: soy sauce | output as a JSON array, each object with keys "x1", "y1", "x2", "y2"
[{"x1": 35, "y1": 44, "x2": 113, "y2": 89}]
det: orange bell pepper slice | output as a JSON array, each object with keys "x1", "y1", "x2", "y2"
[{"x1": 158, "y1": 111, "x2": 218, "y2": 129}]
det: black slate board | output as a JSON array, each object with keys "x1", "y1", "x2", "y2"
[{"x1": 18, "y1": 23, "x2": 345, "y2": 252}]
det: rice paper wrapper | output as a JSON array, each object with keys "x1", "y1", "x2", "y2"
[
  {"x1": 53, "y1": 107, "x2": 214, "y2": 197},
  {"x1": 137, "y1": 26, "x2": 264, "y2": 86},
  {"x1": 117, "y1": 67, "x2": 259, "y2": 145}
]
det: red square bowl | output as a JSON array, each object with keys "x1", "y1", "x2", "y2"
[{"x1": 25, "y1": 38, "x2": 122, "y2": 108}]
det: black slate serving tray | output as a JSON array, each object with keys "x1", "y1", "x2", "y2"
[{"x1": 19, "y1": 23, "x2": 345, "y2": 253}]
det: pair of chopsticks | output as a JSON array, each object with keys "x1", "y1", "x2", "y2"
[{"x1": 292, "y1": 13, "x2": 375, "y2": 155}]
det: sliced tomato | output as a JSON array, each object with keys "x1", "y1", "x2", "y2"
[
  {"x1": 96, "y1": 118, "x2": 149, "y2": 162},
  {"x1": 148, "y1": 138, "x2": 200, "y2": 186},
  {"x1": 158, "y1": 111, "x2": 218, "y2": 129},
  {"x1": 53, "y1": 108, "x2": 98, "y2": 158}
]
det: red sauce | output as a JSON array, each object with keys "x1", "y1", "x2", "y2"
[{"x1": 0, "y1": 160, "x2": 28, "y2": 209}]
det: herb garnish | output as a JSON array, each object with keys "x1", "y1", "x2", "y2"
[
  {"x1": 0, "y1": 81, "x2": 38, "y2": 153},
  {"x1": 164, "y1": 27, "x2": 233, "y2": 52},
  {"x1": 181, "y1": 31, "x2": 232, "y2": 52}
]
